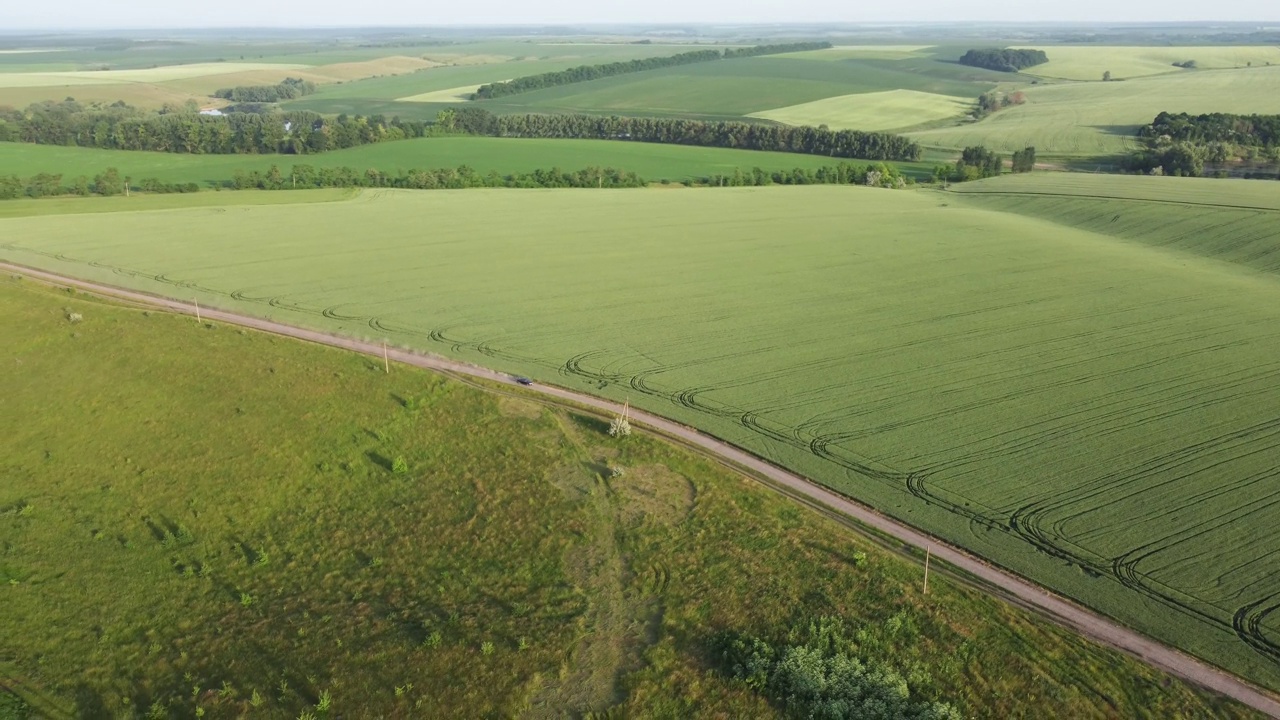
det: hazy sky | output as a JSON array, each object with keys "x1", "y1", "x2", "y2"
[{"x1": 2, "y1": 0, "x2": 1277, "y2": 30}]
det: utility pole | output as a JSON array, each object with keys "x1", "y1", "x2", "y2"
[
  {"x1": 383, "y1": 342, "x2": 390, "y2": 374},
  {"x1": 923, "y1": 546, "x2": 932, "y2": 595},
  {"x1": 194, "y1": 298, "x2": 201, "y2": 324}
]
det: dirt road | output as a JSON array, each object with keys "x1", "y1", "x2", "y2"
[{"x1": 6, "y1": 260, "x2": 1280, "y2": 718}]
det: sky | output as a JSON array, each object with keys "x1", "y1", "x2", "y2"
[{"x1": 1, "y1": 0, "x2": 1277, "y2": 30}]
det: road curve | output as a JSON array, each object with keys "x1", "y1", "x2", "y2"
[{"x1": 6, "y1": 260, "x2": 1280, "y2": 719}]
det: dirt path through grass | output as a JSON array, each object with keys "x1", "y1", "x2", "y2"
[{"x1": 5, "y1": 260, "x2": 1279, "y2": 720}]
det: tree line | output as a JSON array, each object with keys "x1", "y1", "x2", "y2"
[
  {"x1": 700, "y1": 161, "x2": 910, "y2": 188},
  {"x1": 0, "y1": 99, "x2": 919, "y2": 163},
  {"x1": 233, "y1": 160, "x2": 912, "y2": 191},
  {"x1": 213, "y1": 77, "x2": 317, "y2": 103},
  {"x1": 0, "y1": 167, "x2": 199, "y2": 200},
  {"x1": 439, "y1": 108, "x2": 922, "y2": 162},
  {"x1": 958, "y1": 48, "x2": 1048, "y2": 72},
  {"x1": 230, "y1": 164, "x2": 647, "y2": 190},
  {"x1": 0, "y1": 100, "x2": 430, "y2": 154},
  {"x1": 0, "y1": 160, "x2": 920, "y2": 200},
  {"x1": 472, "y1": 42, "x2": 832, "y2": 100}
]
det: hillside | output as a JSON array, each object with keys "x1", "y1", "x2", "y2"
[
  {"x1": 5, "y1": 184, "x2": 1280, "y2": 692},
  {"x1": 2, "y1": 276, "x2": 1259, "y2": 717}
]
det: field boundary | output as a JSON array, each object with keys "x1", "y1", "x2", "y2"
[
  {"x1": 4, "y1": 260, "x2": 1280, "y2": 719},
  {"x1": 950, "y1": 188, "x2": 1280, "y2": 213}
]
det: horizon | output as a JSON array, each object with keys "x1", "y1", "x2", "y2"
[{"x1": 3, "y1": 1, "x2": 1279, "y2": 32}]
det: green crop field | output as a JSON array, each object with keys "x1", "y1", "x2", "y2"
[
  {"x1": 783, "y1": 45, "x2": 938, "y2": 61},
  {"x1": 909, "y1": 65, "x2": 1280, "y2": 155},
  {"x1": 472, "y1": 56, "x2": 999, "y2": 121},
  {"x1": 749, "y1": 89, "x2": 972, "y2": 132},
  {"x1": 6, "y1": 277, "x2": 1257, "y2": 718},
  {"x1": 1024, "y1": 45, "x2": 1280, "y2": 81},
  {"x1": 5, "y1": 182, "x2": 1280, "y2": 692},
  {"x1": 0, "y1": 137, "x2": 933, "y2": 185}
]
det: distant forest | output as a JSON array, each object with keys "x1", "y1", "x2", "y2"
[
  {"x1": 1140, "y1": 111, "x2": 1280, "y2": 147},
  {"x1": 958, "y1": 49, "x2": 1048, "y2": 72},
  {"x1": 213, "y1": 77, "x2": 317, "y2": 104},
  {"x1": 472, "y1": 42, "x2": 832, "y2": 100}
]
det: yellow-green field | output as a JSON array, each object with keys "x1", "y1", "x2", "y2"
[
  {"x1": 396, "y1": 82, "x2": 504, "y2": 103},
  {"x1": 781, "y1": 45, "x2": 937, "y2": 61},
  {"x1": 1024, "y1": 45, "x2": 1280, "y2": 81},
  {"x1": 0, "y1": 62, "x2": 310, "y2": 88},
  {"x1": 909, "y1": 65, "x2": 1280, "y2": 154},
  {"x1": 0, "y1": 56, "x2": 455, "y2": 108},
  {"x1": 749, "y1": 89, "x2": 972, "y2": 131}
]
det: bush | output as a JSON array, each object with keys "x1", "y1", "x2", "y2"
[{"x1": 721, "y1": 618, "x2": 962, "y2": 720}]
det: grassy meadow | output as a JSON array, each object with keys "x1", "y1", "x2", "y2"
[
  {"x1": 5, "y1": 276, "x2": 1263, "y2": 718},
  {"x1": 5, "y1": 182, "x2": 1280, "y2": 692},
  {"x1": 0, "y1": 137, "x2": 935, "y2": 186}
]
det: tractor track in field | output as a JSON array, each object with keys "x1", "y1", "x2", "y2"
[{"x1": 5, "y1": 260, "x2": 1280, "y2": 719}]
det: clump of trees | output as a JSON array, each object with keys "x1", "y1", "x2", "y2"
[
  {"x1": 1126, "y1": 112, "x2": 1280, "y2": 178},
  {"x1": 1172, "y1": 60, "x2": 1198, "y2": 69},
  {"x1": 1011, "y1": 146, "x2": 1037, "y2": 173},
  {"x1": 213, "y1": 77, "x2": 317, "y2": 103},
  {"x1": 974, "y1": 91, "x2": 1026, "y2": 120},
  {"x1": 958, "y1": 48, "x2": 1048, "y2": 73},
  {"x1": 1140, "y1": 111, "x2": 1280, "y2": 147},
  {"x1": 472, "y1": 42, "x2": 832, "y2": 100},
  {"x1": 720, "y1": 617, "x2": 963, "y2": 720},
  {"x1": 951, "y1": 146, "x2": 1003, "y2": 181}
]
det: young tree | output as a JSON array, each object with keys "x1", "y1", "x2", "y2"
[
  {"x1": 1103, "y1": 70, "x2": 1112, "y2": 82},
  {"x1": 956, "y1": 146, "x2": 1003, "y2": 180},
  {"x1": 1012, "y1": 146, "x2": 1037, "y2": 173},
  {"x1": 93, "y1": 167, "x2": 125, "y2": 196}
]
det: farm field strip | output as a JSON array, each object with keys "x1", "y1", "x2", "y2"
[
  {"x1": 1021, "y1": 45, "x2": 1280, "y2": 81},
  {"x1": 5, "y1": 185, "x2": 1280, "y2": 689},
  {"x1": 397, "y1": 82, "x2": 506, "y2": 103},
  {"x1": 0, "y1": 62, "x2": 310, "y2": 87},
  {"x1": 748, "y1": 89, "x2": 973, "y2": 132},
  {"x1": 474, "y1": 56, "x2": 999, "y2": 119},
  {"x1": 908, "y1": 65, "x2": 1280, "y2": 155}
]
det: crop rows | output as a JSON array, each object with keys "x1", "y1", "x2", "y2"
[{"x1": 5, "y1": 184, "x2": 1280, "y2": 688}]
